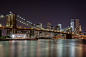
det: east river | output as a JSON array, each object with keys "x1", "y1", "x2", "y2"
[{"x1": 0, "y1": 39, "x2": 86, "y2": 57}]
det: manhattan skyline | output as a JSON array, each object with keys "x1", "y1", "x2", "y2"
[{"x1": 0, "y1": 0, "x2": 86, "y2": 33}]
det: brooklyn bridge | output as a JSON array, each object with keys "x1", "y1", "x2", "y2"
[{"x1": 0, "y1": 12, "x2": 84, "y2": 39}]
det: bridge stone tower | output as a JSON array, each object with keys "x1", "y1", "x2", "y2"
[{"x1": 6, "y1": 13, "x2": 17, "y2": 36}]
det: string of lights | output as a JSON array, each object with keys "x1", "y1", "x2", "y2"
[{"x1": 17, "y1": 15, "x2": 35, "y2": 26}]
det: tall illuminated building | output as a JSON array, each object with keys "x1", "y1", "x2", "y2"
[
  {"x1": 36, "y1": 24, "x2": 40, "y2": 28},
  {"x1": 75, "y1": 19, "x2": 79, "y2": 34},
  {"x1": 55, "y1": 25, "x2": 60, "y2": 30},
  {"x1": 79, "y1": 25, "x2": 82, "y2": 32},
  {"x1": 36, "y1": 22, "x2": 43, "y2": 29},
  {"x1": 79, "y1": 25, "x2": 82, "y2": 35},
  {"x1": 47, "y1": 22, "x2": 51, "y2": 29},
  {"x1": 70, "y1": 18, "x2": 74, "y2": 32},
  {"x1": 39, "y1": 22, "x2": 42, "y2": 29},
  {"x1": 58, "y1": 23, "x2": 62, "y2": 30}
]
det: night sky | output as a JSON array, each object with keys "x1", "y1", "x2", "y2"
[{"x1": 0, "y1": 0, "x2": 86, "y2": 34}]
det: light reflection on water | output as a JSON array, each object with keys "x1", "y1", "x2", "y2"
[{"x1": 0, "y1": 39, "x2": 86, "y2": 57}]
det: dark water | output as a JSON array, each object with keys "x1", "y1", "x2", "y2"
[{"x1": 0, "y1": 39, "x2": 86, "y2": 57}]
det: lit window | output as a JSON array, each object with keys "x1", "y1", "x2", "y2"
[
  {"x1": 11, "y1": 25, "x2": 13, "y2": 26},
  {"x1": 0, "y1": 24, "x2": 2, "y2": 26}
]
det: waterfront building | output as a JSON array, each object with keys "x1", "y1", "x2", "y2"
[{"x1": 12, "y1": 34, "x2": 26, "y2": 39}]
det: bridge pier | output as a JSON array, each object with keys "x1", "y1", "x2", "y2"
[
  {"x1": 29, "y1": 30, "x2": 34, "y2": 38},
  {"x1": 6, "y1": 13, "x2": 17, "y2": 37},
  {"x1": 66, "y1": 34, "x2": 72, "y2": 39},
  {"x1": 6, "y1": 29, "x2": 12, "y2": 36}
]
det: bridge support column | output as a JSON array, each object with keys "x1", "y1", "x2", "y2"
[
  {"x1": 37, "y1": 31, "x2": 39, "y2": 38},
  {"x1": 30, "y1": 30, "x2": 34, "y2": 38},
  {"x1": 6, "y1": 13, "x2": 17, "y2": 35},
  {"x1": 50, "y1": 32, "x2": 54, "y2": 38},
  {"x1": 12, "y1": 29, "x2": 17, "y2": 34},
  {"x1": 6, "y1": 29, "x2": 12, "y2": 36},
  {"x1": 66, "y1": 34, "x2": 72, "y2": 39}
]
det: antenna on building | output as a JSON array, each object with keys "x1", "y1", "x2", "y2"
[
  {"x1": 71, "y1": 12, "x2": 74, "y2": 19},
  {"x1": 9, "y1": 11, "x2": 12, "y2": 14}
]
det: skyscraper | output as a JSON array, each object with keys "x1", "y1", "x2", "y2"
[
  {"x1": 36, "y1": 24, "x2": 40, "y2": 28},
  {"x1": 79, "y1": 25, "x2": 82, "y2": 35},
  {"x1": 75, "y1": 19, "x2": 79, "y2": 34},
  {"x1": 58, "y1": 23, "x2": 62, "y2": 30},
  {"x1": 47, "y1": 22, "x2": 51, "y2": 29},
  {"x1": 70, "y1": 19, "x2": 74, "y2": 32},
  {"x1": 79, "y1": 25, "x2": 82, "y2": 32},
  {"x1": 55, "y1": 25, "x2": 60, "y2": 30},
  {"x1": 39, "y1": 22, "x2": 42, "y2": 29}
]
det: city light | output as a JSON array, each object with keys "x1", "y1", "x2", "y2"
[
  {"x1": 0, "y1": 24, "x2": 2, "y2": 26},
  {"x1": 0, "y1": 15, "x2": 4, "y2": 17},
  {"x1": 20, "y1": 17, "x2": 21, "y2": 18},
  {"x1": 0, "y1": 13, "x2": 83, "y2": 40},
  {"x1": 31, "y1": 23, "x2": 32, "y2": 24},
  {"x1": 17, "y1": 15, "x2": 19, "y2": 17}
]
